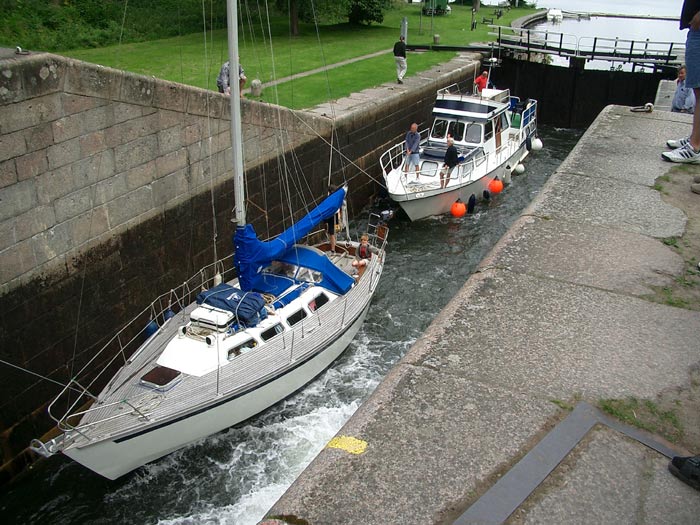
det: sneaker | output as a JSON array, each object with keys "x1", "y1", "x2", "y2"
[
  {"x1": 397, "y1": 79, "x2": 404, "y2": 84},
  {"x1": 668, "y1": 455, "x2": 700, "y2": 491},
  {"x1": 662, "y1": 143, "x2": 700, "y2": 164},
  {"x1": 667, "y1": 137, "x2": 690, "y2": 149}
]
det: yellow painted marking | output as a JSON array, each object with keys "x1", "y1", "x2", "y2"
[{"x1": 326, "y1": 435, "x2": 367, "y2": 455}]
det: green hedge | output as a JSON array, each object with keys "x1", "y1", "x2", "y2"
[{"x1": 0, "y1": 0, "x2": 228, "y2": 51}]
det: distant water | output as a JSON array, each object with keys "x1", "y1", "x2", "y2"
[
  {"x1": 526, "y1": 1, "x2": 685, "y2": 70},
  {"x1": 0, "y1": 126, "x2": 582, "y2": 525},
  {"x1": 533, "y1": 0, "x2": 682, "y2": 17}
]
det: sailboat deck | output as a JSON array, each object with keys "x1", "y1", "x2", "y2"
[{"x1": 65, "y1": 249, "x2": 380, "y2": 448}]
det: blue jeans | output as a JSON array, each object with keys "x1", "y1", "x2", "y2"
[{"x1": 685, "y1": 29, "x2": 700, "y2": 89}]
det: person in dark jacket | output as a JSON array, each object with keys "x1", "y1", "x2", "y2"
[
  {"x1": 441, "y1": 138, "x2": 459, "y2": 189},
  {"x1": 664, "y1": 0, "x2": 700, "y2": 173},
  {"x1": 393, "y1": 36, "x2": 407, "y2": 84}
]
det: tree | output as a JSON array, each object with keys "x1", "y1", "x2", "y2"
[
  {"x1": 473, "y1": 0, "x2": 480, "y2": 12},
  {"x1": 347, "y1": 0, "x2": 389, "y2": 25},
  {"x1": 275, "y1": 0, "x2": 349, "y2": 36}
]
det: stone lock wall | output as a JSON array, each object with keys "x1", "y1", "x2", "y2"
[{"x1": 0, "y1": 49, "x2": 480, "y2": 481}]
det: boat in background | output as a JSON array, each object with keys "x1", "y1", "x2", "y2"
[
  {"x1": 380, "y1": 79, "x2": 541, "y2": 221},
  {"x1": 547, "y1": 8, "x2": 564, "y2": 22},
  {"x1": 29, "y1": 0, "x2": 388, "y2": 480}
]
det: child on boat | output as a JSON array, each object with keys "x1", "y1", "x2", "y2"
[{"x1": 352, "y1": 234, "x2": 372, "y2": 278}]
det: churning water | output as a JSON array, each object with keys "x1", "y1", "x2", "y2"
[{"x1": 0, "y1": 126, "x2": 581, "y2": 525}]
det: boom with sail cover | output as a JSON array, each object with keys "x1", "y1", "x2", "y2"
[{"x1": 234, "y1": 185, "x2": 348, "y2": 291}]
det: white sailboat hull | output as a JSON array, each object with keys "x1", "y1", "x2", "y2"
[{"x1": 64, "y1": 302, "x2": 370, "y2": 480}]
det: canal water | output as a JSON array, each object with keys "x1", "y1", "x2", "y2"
[
  {"x1": 532, "y1": 0, "x2": 682, "y2": 18},
  {"x1": 0, "y1": 126, "x2": 581, "y2": 525},
  {"x1": 527, "y1": 0, "x2": 685, "y2": 71}
]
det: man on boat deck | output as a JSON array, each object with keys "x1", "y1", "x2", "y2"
[
  {"x1": 474, "y1": 70, "x2": 489, "y2": 93},
  {"x1": 404, "y1": 123, "x2": 421, "y2": 180},
  {"x1": 441, "y1": 138, "x2": 459, "y2": 189}
]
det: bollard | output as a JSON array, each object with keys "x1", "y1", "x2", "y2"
[{"x1": 250, "y1": 78, "x2": 262, "y2": 97}]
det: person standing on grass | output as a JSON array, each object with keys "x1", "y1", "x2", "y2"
[{"x1": 394, "y1": 35, "x2": 407, "y2": 85}]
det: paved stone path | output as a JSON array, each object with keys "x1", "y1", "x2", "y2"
[
  {"x1": 243, "y1": 49, "x2": 392, "y2": 94},
  {"x1": 264, "y1": 99, "x2": 700, "y2": 523}
]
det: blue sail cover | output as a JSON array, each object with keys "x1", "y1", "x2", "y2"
[
  {"x1": 278, "y1": 246, "x2": 354, "y2": 295},
  {"x1": 234, "y1": 186, "x2": 348, "y2": 292},
  {"x1": 196, "y1": 283, "x2": 267, "y2": 326}
]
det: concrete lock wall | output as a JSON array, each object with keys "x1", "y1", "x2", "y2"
[{"x1": 0, "y1": 50, "x2": 480, "y2": 481}]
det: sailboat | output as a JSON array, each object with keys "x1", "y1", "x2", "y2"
[{"x1": 29, "y1": 1, "x2": 388, "y2": 480}]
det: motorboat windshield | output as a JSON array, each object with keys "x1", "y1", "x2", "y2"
[{"x1": 430, "y1": 118, "x2": 483, "y2": 145}]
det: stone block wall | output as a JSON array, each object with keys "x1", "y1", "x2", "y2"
[{"x1": 0, "y1": 49, "x2": 480, "y2": 481}]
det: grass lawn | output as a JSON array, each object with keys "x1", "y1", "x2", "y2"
[
  {"x1": 258, "y1": 50, "x2": 459, "y2": 109},
  {"x1": 61, "y1": 4, "x2": 537, "y2": 109}
]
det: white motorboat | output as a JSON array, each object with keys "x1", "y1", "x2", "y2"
[
  {"x1": 29, "y1": 1, "x2": 388, "y2": 480},
  {"x1": 380, "y1": 82, "x2": 540, "y2": 221},
  {"x1": 547, "y1": 8, "x2": 564, "y2": 22}
]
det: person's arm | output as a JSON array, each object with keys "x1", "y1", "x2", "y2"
[{"x1": 692, "y1": 10, "x2": 700, "y2": 30}]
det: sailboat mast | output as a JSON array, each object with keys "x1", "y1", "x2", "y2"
[{"x1": 227, "y1": 0, "x2": 246, "y2": 226}]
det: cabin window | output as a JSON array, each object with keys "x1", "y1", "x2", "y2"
[
  {"x1": 268, "y1": 261, "x2": 297, "y2": 278},
  {"x1": 309, "y1": 293, "x2": 330, "y2": 312},
  {"x1": 431, "y1": 119, "x2": 448, "y2": 139},
  {"x1": 298, "y1": 268, "x2": 322, "y2": 283},
  {"x1": 465, "y1": 123, "x2": 483, "y2": 143},
  {"x1": 500, "y1": 113, "x2": 509, "y2": 131},
  {"x1": 287, "y1": 309, "x2": 307, "y2": 326},
  {"x1": 447, "y1": 121, "x2": 465, "y2": 142},
  {"x1": 420, "y1": 161, "x2": 439, "y2": 177},
  {"x1": 260, "y1": 323, "x2": 284, "y2": 341},
  {"x1": 484, "y1": 121, "x2": 493, "y2": 142},
  {"x1": 227, "y1": 338, "x2": 258, "y2": 360}
]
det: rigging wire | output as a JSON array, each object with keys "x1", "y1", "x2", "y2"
[
  {"x1": 0, "y1": 359, "x2": 86, "y2": 396},
  {"x1": 60, "y1": 0, "x2": 137, "y2": 411},
  {"x1": 177, "y1": 2, "x2": 185, "y2": 83},
  {"x1": 243, "y1": 0, "x2": 273, "y2": 238},
  {"x1": 308, "y1": 0, "x2": 344, "y2": 188},
  {"x1": 117, "y1": 0, "x2": 129, "y2": 64},
  {"x1": 258, "y1": 0, "x2": 307, "y2": 230},
  {"x1": 289, "y1": 110, "x2": 388, "y2": 188},
  {"x1": 201, "y1": 0, "x2": 219, "y2": 265}
]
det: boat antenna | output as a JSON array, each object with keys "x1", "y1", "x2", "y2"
[
  {"x1": 227, "y1": 0, "x2": 246, "y2": 226},
  {"x1": 486, "y1": 57, "x2": 498, "y2": 88}
]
